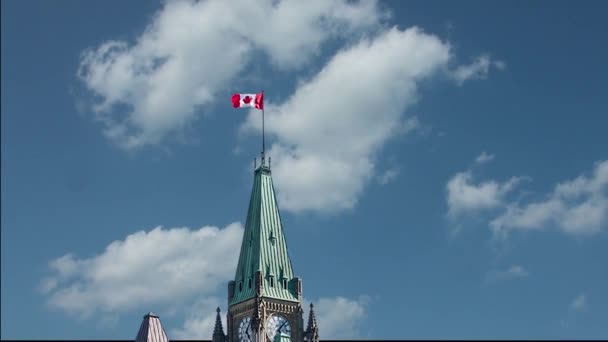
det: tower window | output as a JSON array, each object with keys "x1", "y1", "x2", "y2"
[
  {"x1": 282, "y1": 278, "x2": 287, "y2": 289},
  {"x1": 269, "y1": 276, "x2": 274, "y2": 287},
  {"x1": 248, "y1": 278, "x2": 252, "y2": 289},
  {"x1": 239, "y1": 281, "x2": 243, "y2": 292}
]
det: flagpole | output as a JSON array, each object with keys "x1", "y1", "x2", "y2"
[{"x1": 262, "y1": 90, "x2": 265, "y2": 166}]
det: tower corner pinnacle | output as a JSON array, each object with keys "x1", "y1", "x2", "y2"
[
  {"x1": 305, "y1": 302, "x2": 319, "y2": 342},
  {"x1": 212, "y1": 307, "x2": 226, "y2": 342}
]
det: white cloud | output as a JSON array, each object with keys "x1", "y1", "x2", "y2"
[
  {"x1": 41, "y1": 223, "x2": 243, "y2": 317},
  {"x1": 491, "y1": 160, "x2": 608, "y2": 237},
  {"x1": 170, "y1": 297, "x2": 224, "y2": 339},
  {"x1": 450, "y1": 54, "x2": 504, "y2": 85},
  {"x1": 78, "y1": 0, "x2": 384, "y2": 150},
  {"x1": 446, "y1": 170, "x2": 523, "y2": 218},
  {"x1": 378, "y1": 168, "x2": 399, "y2": 185},
  {"x1": 570, "y1": 293, "x2": 587, "y2": 311},
  {"x1": 448, "y1": 158, "x2": 608, "y2": 238},
  {"x1": 303, "y1": 296, "x2": 369, "y2": 339},
  {"x1": 485, "y1": 265, "x2": 529, "y2": 283},
  {"x1": 475, "y1": 151, "x2": 495, "y2": 164},
  {"x1": 243, "y1": 26, "x2": 456, "y2": 213},
  {"x1": 247, "y1": 0, "x2": 386, "y2": 68}
]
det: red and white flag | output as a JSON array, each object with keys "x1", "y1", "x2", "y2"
[{"x1": 232, "y1": 92, "x2": 264, "y2": 110}]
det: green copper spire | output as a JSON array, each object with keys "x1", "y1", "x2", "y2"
[{"x1": 230, "y1": 165, "x2": 299, "y2": 305}]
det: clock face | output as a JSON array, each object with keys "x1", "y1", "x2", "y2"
[
  {"x1": 266, "y1": 314, "x2": 291, "y2": 341},
  {"x1": 238, "y1": 316, "x2": 255, "y2": 342}
]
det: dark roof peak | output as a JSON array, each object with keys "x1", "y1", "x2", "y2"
[
  {"x1": 212, "y1": 307, "x2": 226, "y2": 342},
  {"x1": 306, "y1": 302, "x2": 320, "y2": 342},
  {"x1": 256, "y1": 164, "x2": 271, "y2": 174}
]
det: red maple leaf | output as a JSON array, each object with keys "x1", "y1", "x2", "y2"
[{"x1": 243, "y1": 96, "x2": 252, "y2": 104}]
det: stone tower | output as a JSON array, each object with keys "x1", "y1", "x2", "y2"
[{"x1": 212, "y1": 162, "x2": 318, "y2": 342}]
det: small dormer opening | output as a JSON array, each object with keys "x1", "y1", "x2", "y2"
[
  {"x1": 239, "y1": 281, "x2": 243, "y2": 292},
  {"x1": 282, "y1": 278, "x2": 287, "y2": 289},
  {"x1": 248, "y1": 278, "x2": 252, "y2": 289},
  {"x1": 269, "y1": 275, "x2": 275, "y2": 287},
  {"x1": 269, "y1": 231, "x2": 276, "y2": 246}
]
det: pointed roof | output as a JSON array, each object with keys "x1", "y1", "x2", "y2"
[
  {"x1": 135, "y1": 312, "x2": 169, "y2": 342},
  {"x1": 231, "y1": 165, "x2": 298, "y2": 305},
  {"x1": 307, "y1": 303, "x2": 319, "y2": 334},
  {"x1": 306, "y1": 303, "x2": 320, "y2": 342},
  {"x1": 212, "y1": 307, "x2": 226, "y2": 342}
]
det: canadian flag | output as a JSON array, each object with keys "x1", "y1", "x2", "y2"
[{"x1": 232, "y1": 92, "x2": 264, "y2": 110}]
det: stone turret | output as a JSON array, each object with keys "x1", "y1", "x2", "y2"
[
  {"x1": 305, "y1": 303, "x2": 319, "y2": 342},
  {"x1": 212, "y1": 307, "x2": 227, "y2": 342}
]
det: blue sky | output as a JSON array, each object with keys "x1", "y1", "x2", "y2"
[{"x1": 2, "y1": 0, "x2": 607, "y2": 339}]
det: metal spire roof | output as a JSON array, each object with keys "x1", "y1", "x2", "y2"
[
  {"x1": 274, "y1": 332, "x2": 292, "y2": 342},
  {"x1": 135, "y1": 312, "x2": 169, "y2": 342},
  {"x1": 230, "y1": 165, "x2": 299, "y2": 305}
]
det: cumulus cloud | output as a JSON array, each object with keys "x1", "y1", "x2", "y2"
[
  {"x1": 77, "y1": 0, "x2": 384, "y2": 149},
  {"x1": 243, "y1": 27, "x2": 456, "y2": 213},
  {"x1": 303, "y1": 296, "x2": 369, "y2": 339},
  {"x1": 446, "y1": 169, "x2": 523, "y2": 218},
  {"x1": 450, "y1": 55, "x2": 505, "y2": 85},
  {"x1": 491, "y1": 160, "x2": 608, "y2": 237},
  {"x1": 41, "y1": 223, "x2": 243, "y2": 317},
  {"x1": 447, "y1": 156, "x2": 608, "y2": 238},
  {"x1": 170, "y1": 297, "x2": 224, "y2": 339}
]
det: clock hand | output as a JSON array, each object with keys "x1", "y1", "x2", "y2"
[
  {"x1": 277, "y1": 320, "x2": 287, "y2": 333},
  {"x1": 246, "y1": 321, "x2": 252, "y2": 340}
]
